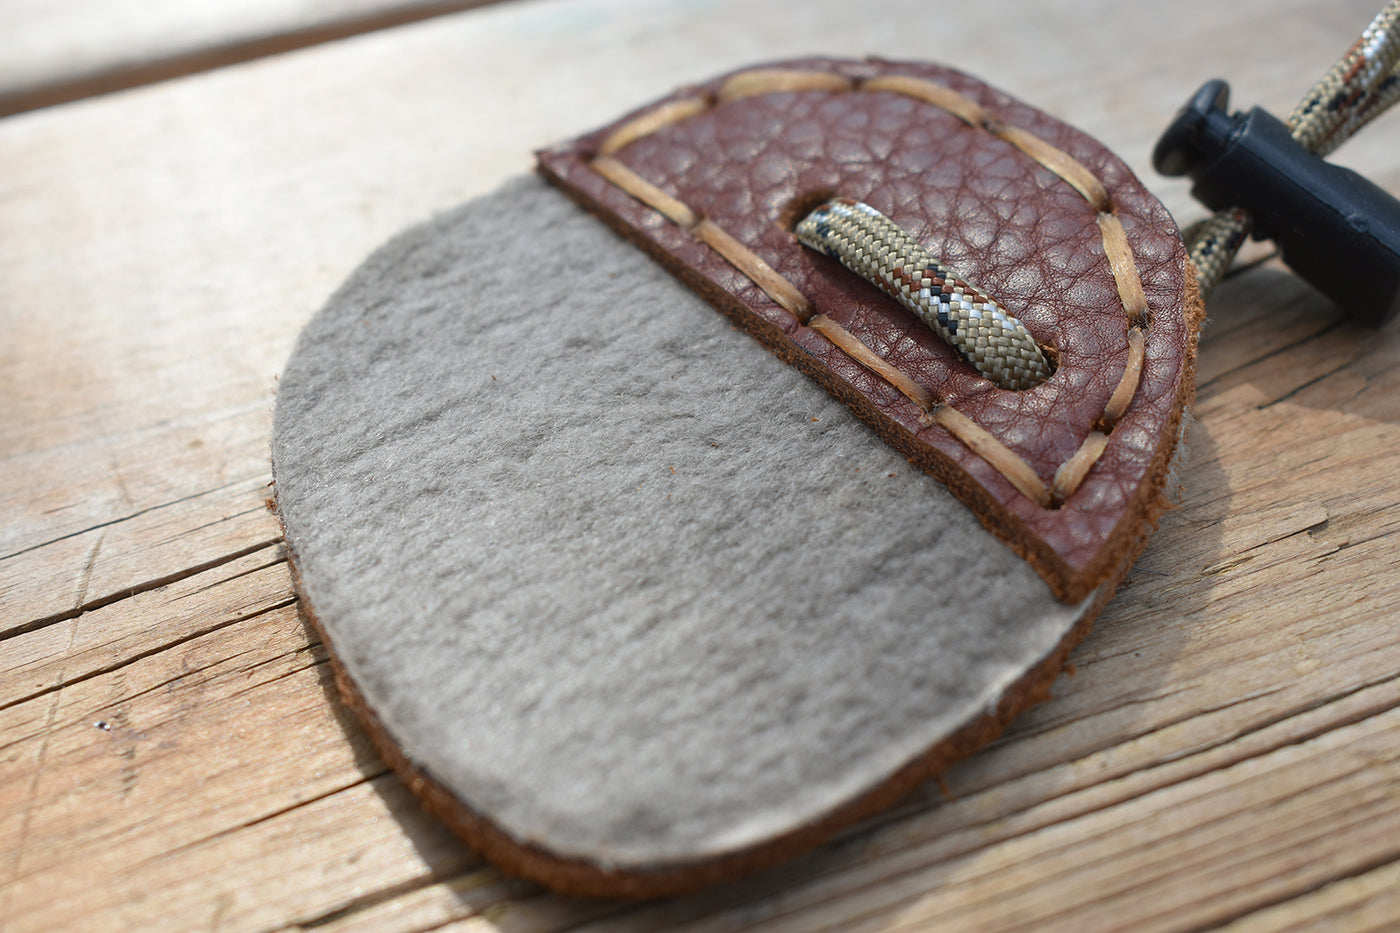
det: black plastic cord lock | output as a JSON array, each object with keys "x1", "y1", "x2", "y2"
[{"x1": 1154, "y1": 80, "x2": 1400, "y2": 326}]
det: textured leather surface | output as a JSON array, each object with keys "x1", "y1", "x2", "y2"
[{"x1": 539, "y1": 58, "x2": 1196, "y2": 601}]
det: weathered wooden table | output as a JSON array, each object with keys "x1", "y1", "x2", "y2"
[{"x1": 3, "y1": 1, "x2": 1398, "y2": 929}]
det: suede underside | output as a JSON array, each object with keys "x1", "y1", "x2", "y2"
[{"x1": 271, "y1": 176, "x2": 1092, "y2": 868}]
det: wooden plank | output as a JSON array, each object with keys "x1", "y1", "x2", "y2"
[
  {"x1": 0, "y1": 0, "x2": 502, "y2": 116},
  {"x1": 2, "y1": 0, "x2": 1399, "y2": 930},
  {"x1": 1223, "y1": 860, "x2": 1400, "y2": 933}
]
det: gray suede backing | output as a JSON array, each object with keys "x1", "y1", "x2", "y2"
[{"x1": 271, "y1": 177, "x2": 1092, "y2": 868}]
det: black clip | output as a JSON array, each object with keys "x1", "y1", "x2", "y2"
[{"x1": 1154, "y1": 80, "x2": 1400, "y2": 326}]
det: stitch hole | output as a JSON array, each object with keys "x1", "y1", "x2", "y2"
[
  {"x1": 781, "y1": 189, "x2": 841, "y2": 233},
  {"x1": 984, "y1": 339, "x2": 1057, "y2": 392},
  {"x1": 691, "y1": 217, "x2": 812, "y2": 321}
]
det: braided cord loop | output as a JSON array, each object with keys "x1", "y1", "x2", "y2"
[{"x1": 796, "y1": 198, "x2": 1052, "y2": 391}]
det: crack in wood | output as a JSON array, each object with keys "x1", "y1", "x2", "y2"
[
  {"x1": 1257, "y1": 356, "x2": 1362, "y2": 409},
  {"x1": 1188, "y1": 848, "x2": 1400, "y2": 933},
  {"x1": 0, "y1": 475, "x2": 259, "y2": 565},
  {"x1": 166, "y1": 503, "x2": 275, "y2": 543},
  {"x1": 173, "y1": 551, "x2": 287, "y2": 601},
  {"x1": 0, "y1": 593, "x2": 297, "y2": 716},
  {"x1": 219, "y1": 643, "x2": 328, "y2": 705},
  {"x1": 285, "y1": 870, "x2": 503, "y2": 931},
  {"x1": 152, "y1": 772, "x2": 392, "y2": 866},
  {"x1": 70, "y1": 529, "x2": 105, "y2": 615},
  {"x1": 2, "y1": 537, "x2": 283, "y2": 641},
  {"x1": 1196, "y1": 318, "x2": 1349, "y2": 393}
]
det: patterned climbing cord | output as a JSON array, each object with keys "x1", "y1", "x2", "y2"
[
  {"x1": 1189, "y1": 0, "x2": 1400, "y2": 295},
  {"x1": 795, "y1": 198, "x2": 1053, "y2": 391}
]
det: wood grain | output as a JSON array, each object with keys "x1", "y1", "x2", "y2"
[
  {"x1": 0, "y1": 0, "x2": 502, "y2": 116},
  {"x1": 1, "y1": 0, "x2": 1397, "y2": 929}
]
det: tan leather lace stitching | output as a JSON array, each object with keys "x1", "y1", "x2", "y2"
[{"x1": 587, "y1": 67, "x2": 1154, "y2": 508}]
